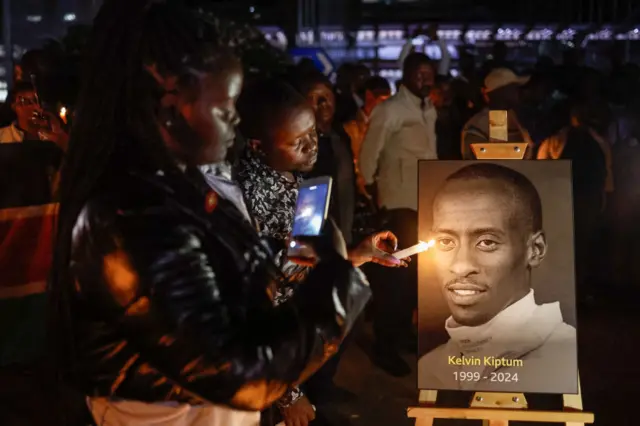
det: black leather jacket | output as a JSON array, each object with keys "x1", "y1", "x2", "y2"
[{"x1": 67, "y1": 168, "x2": 371, "y2": 411}]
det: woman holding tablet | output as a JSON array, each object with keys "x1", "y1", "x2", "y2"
[{"x1": 235, "y1": 77, "x2": 408, "y2": 426}]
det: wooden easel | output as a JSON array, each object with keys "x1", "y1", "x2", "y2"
[
  {"x1": 408, "y1": 380, "x2": 593, "y2": 426},
  {"x1": 408, "y1": 136, "x2": 594, "y2": 425},
  {"x1": 470, "y1": 142, "x2": 529, "y2": 160}
]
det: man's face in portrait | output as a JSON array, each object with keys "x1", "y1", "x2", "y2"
[{"x1": 430, "y1": 178, "x2": 547, "y2": 327}]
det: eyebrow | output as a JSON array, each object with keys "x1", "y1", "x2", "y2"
[
  {"x1": 431, "y1": 227, "x2": 506, "y2": 238},
  {"x1": 283, "y1": 125, "x2": 316, "y2": 145}
]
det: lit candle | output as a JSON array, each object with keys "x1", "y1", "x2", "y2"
[
  {"x1": 59, "y1": 106, "x2": 67, "y2": 124},
  {"x1": 393, "y1": 239, "x2": 435, "y2": 260}
]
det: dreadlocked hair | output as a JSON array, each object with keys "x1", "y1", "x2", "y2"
[{"x1": 49, "y1": 0, "x2": 239, "y2": 380}]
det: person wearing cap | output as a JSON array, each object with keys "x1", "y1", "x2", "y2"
[{"x1": 461, "y1": 68, "x2": 535, "y2": 160}]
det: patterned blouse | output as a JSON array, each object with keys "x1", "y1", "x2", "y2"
[
  {"x1": 235, "y1": 149, "x2": 302, "y2": 243},
  {"x1": 235, "y1": 149, "x2": 307, "y2": 407}
]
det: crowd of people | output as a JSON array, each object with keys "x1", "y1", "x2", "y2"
[{"x1": 0, "y1": 1, "x2": 639, "y2": 426}]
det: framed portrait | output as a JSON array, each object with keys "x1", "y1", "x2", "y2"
[{"x1": 417, "y1": 160, "x2": 578, "y2": 394}]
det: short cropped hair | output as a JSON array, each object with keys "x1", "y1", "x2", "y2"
[
  {"x1": 237, "y1": 77, "x2": 309, "y2": 141},
  {"x1": 402, "y1": 52, "x2": 433, "y2": 77},
  {"x1": 442, "y1": 163, "x2": 543, "y2": 232},
  {"x1": 10, "y1": 81, "x2": 36, "y2": 103}
]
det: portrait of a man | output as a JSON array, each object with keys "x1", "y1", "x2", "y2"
[{"x1": 417, "y1": 161, "x2": 578, "y2": 394}]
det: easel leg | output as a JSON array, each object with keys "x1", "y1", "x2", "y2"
[
  {"x1": 414, "y1": 390, "x2": 437, "y2": 426},
  {"x1": 563, "y1": 376, "x2": 585, "y2": 426},
  {"x1": 415, "y1": 418, "x2": 434, "y2": 426}
]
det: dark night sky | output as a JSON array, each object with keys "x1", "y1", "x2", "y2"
[
  {"x1": 188, "y1": 0, "x2": 638, "y2": 22},
  {"x1": 258, "y1": 0, "x2": 640, "y2": 26},
  {"x1": 360, "y1": 0, "x2": 640, "y2": 24},
  {"x1": 1, "y1": 0, "x2": 638, "y2": 32}
]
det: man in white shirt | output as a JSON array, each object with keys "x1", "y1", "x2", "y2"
[
  {"x1": 418, "y1": 163, "x2": 577, "y2": 394},
  {"x1": 358, "y1": 52, "x2": 438, "y2": 377}
]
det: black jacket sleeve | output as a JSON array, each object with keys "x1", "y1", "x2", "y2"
[{"x1": 71, "y1": 200, "x2": 370, "y2": 411}]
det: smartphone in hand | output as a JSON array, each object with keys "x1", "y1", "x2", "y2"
[{"x1": 287, "y1": 176, "x2": 333, "y2": 259}]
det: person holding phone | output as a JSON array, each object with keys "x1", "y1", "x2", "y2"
[
  {"x1": 236, "y1": 78, "x2": 405, "y2": 271},
  {"x1": 50, "y1": 2, "x2": 372, "y2": 426},
  {"x1": 0, "y1": 81, "x2": 69, "y2": 150},
  {"x1": 292, "y1": 185, "x2": 328, "y2": 238},
  {"x1": 235, "y1": 78, "x2": 407, "y2": 426}
]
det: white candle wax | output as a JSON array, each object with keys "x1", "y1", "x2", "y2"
[{"x1": 393, "y1": 240, "x2": 434, "y2": 259}]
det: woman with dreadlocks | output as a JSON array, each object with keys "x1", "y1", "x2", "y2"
[{"x1": 49, "y1": 1, "x2": 371, "y2": 425}]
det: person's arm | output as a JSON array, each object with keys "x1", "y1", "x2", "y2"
[
  {"x1": 537, "y1": 128, "x2": 568, "y2": 160},
  {"x1": 72, "y1": 203, "x2": 371, "y2": 411},
  {"x1": 39, "y1": 111, "x2": 69, "y2": 152},
  {"x1": 588, "y1": 128, "x2": 615, "y2": 193},
  {"x1": 460, "y1": 125, "x2": 486, "y2": 160},
  {"x1": 536, "y1": 138, "x2": 552, "y2": 159},
  {"x1": 358, "y1": 105, "x2": 393, "y2": 189},
  {"x1": 435, "y1": 39, "x2": 451, "y2": 76},
  {"x1": 398, "y1": 39, "x2": 415, "y2": 69},
  {"x1": 278, "y1": 388, "x2": 315, "y2": 426},
  {"x1": 276, "y1": 386, "x2": 304, "y2": 409}
]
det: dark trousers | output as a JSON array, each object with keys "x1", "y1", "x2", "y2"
[
  {"x1": 573, "y1": 193, "x2": 603, "y2": 300},
  {"x1": 0, "y1": 362, "x2": 89, "y2": 426},
  {"x1": 365, "y1": 208, "x2": 418, "y2": 349}
]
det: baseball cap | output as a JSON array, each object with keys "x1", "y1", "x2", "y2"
[{"x1": 484, "y1": 68, "x2": 530, "y2": 93}]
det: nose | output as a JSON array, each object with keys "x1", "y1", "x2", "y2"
[
  {"x1": 302, "y1": 132, "x2": 318, "y2": 154},
  {"x1": 230, "y1": 109, "x2": 240, "y2": 127},
  {"x1": 448, "y1": 244, "x2": 478, "y2": 278}
]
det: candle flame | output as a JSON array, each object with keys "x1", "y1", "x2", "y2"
[
  {"x1": 59, "y1": 106, "x2": 67, "y2": 124},
  {"x1": 419, "y1": 240, "x2": 435, "y2": 250}
]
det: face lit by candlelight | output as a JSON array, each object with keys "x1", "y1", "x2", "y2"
[{"x1": 430, "y1": 178, "x2": 547, "y2": 327}]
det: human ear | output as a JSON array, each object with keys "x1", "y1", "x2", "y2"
[{"x1": 527, "y1": 230, "x2": 547, "y2": 268}]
